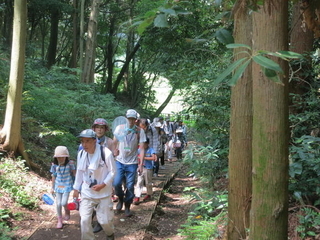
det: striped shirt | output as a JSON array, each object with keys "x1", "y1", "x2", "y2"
[{"x1": 50, "y1": 162, "x2": 75, "y2": 193}]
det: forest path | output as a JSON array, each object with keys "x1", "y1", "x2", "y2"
[{"x1": 28, "y1": 159, "x2": 184, "y2": 240}]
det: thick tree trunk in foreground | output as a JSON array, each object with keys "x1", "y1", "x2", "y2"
[
  {"x1": 227, "y1": 4, "x2": 252, "y2": 239},
  {"x1": 250, "y1": 1, "x2": 289, "y2": 239},
  {"x1": 0, "y1": 0, "x2": 32, "y2": 167}
]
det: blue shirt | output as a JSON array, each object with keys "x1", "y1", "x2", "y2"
[
  {"x1": 50, "y1": 162, "x2": 75, "y2": 193},
  {"x1": 139, "y1": 147, "x2": 155, "y2": 170}
]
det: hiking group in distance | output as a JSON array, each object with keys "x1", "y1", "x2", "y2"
[{"x1": 49, "y1": 109, "x2": 188, "y2": 240}]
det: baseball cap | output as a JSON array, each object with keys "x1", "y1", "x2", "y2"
[
  {"x1": 54, "y1": 146, "x2": 69, "y2": 158},
  {"x1": 92, "y1": 118, "x2": 109, "y2": 130},
  {"x1": 77, "y1": 129, "x2": 96, "y2": 138},
  {"x1": 92, "y1": 118, "x2": 108, "y2": 126},
  {"x1": 126, "y1": 109, "x2": 138, "y2": 119}
]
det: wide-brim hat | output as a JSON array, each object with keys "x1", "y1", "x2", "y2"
[{"x1": 54, "y1": 146, "x2": 70, "y2": 158}]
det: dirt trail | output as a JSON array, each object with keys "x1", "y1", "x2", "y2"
[{"x1": 28, "y1": 160, "x2": 183, "y2": 240}]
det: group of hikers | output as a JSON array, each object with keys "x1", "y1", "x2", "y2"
[{"x1": 49, "y1": 109, "x2": 188, "y2": 240}]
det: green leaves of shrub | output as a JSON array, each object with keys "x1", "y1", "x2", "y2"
[
  {"x1": 289, "y1": 135, "x2": 320, "y2": 200},
  {"x1": 214, "y1": 43, "x2": 303, "y2": 86},
  {"x1": 0, "y1": 158, "x2": 39, "y2": 210}
]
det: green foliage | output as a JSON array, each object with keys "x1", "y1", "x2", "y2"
[
  {"x1": 178, "y1": 214, "x2": 224, "y2": 240},
  {"x1": 0, "y1": 158, "x2": 40, "y2": 209},
  {"x1": 296, "y1": 207, "x2": 320, "y2": 239},
  {"x1": 183, "y1": 142, "x2": 228, "y2": 188},
  {"x1": 288, "y1": 76, "x2": 320, "y2": 202},
  {"x1": 20, "y1": 64, "x2": 127, "y2": 161},
  {"x1": 0, "y1": 222, "x2": 13, "y2": 240},
  {"x1": 289, "y1": 90, "x2": 320, "y2": 138},
  {"x1": 178, "y1": 189, "x2": 227, "y2": 239},
  {"x1": 0, "y1": 209, "x2": 10, "y2": 221},
  {"x1": 289, "y1": 135, "x2": 320, "y2": 200},
  {"x1": 183, "y1": 83, "x2": 230, "y2": 148},
  {"x1": 215, "y1": 43, "x2": 303, "y2": 86}
]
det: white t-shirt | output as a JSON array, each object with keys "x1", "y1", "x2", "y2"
[
  {"x1": 73, "y1": 147, "x2": 116, "y2": 199},
  {"x1": 115, "y1": 126, "x2": 146, "y2": 164}
]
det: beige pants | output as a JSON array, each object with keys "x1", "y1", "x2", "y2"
[
  {"x1": 79, "y1": 196, "x2": 114, "y2": 240},
  {"x1": 135, "y1": 168, "x2": 153, "y2": 197}
]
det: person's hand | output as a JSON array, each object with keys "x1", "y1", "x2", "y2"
[
  {"x1": 51, "y1": 188, "x2": 55, "y2": 195},
  {"x1": 138, "y1": 164, "x2": 143, "y2": 174},
  {"x1": 73, "y1": 190, "x2": 79, "y2": 199},
  {"x1": 91, "y1": 183, "x2": 106, "y2": 192},
  {"x1": 113, "y1": 149, "x2": 119, "y2": 157}
]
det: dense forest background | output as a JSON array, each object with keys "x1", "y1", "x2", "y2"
[{"x1": 1, "y1": 0, "x2": 320, "y2": 239}]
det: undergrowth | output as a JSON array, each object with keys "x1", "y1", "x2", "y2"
[
  {"x1": 177, "y1": 142, "x2": 228, "y2": 239},
  {"x1": 0, "y1": 157, "x2": 49, "y2": 238}
]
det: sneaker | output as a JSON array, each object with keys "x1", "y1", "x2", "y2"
[
  {"x1": 112, "y1": 195, "x2": 118, "y2": 202},
  {"x1": 143, "y1": 195, "x2": 151, "y2": 201},
  {"x1": 133, "y1": 197, "x2": 140, "y2": 205},
  {"x1": 160, "y1": 165, "x2": 165, "y2": 170},
  {"x1": 153, "y1": 173, "x2": 158, "y2": 177},
  {"x1": 106, "y1": 234, "x2": 115, "y2": 240}
]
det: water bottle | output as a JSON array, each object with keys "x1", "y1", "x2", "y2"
[
  {"x1": 42, "y1": 193, "x2": 55, "y2": 205},
  {"x1": 67, "y1": 198, "x2": 80, "y2": 210}
]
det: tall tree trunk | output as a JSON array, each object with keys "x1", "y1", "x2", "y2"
[
  {"x1": 68, "y1": 0, "x2": 79, "y2": 69},
  {"x1": 289, "y1": 1, "x2": 314, "y2": 114},
  {"x1": 111, "y1": 39, "x2": 140, "y2": 94},
  {"x1": 81, "y1": 0, "x2": 101, "y2": 83},
  {"x1": 0, "y1": 0, "x2": 32, "y2": 167},
  {"x1": 46, "y1": 8, "x2": 60, "y2": 68},
  {"x1": 153, "y1": 88, "x2": 176, "y2": 117},
  {"x1": 2, "y1": 0, "x2": 13, "y2": 50},
  {"x1": 105, "y1": 15, "x2": 116, "y2": 93},
  {"x1": 227, "y1": 3, "x2": 252, "y2": 239},
  {"x1": 250, "y1": 1, "x2": 289, "y2": 239},
  {"x1": 79, "y1": 0, "x2": 85, "y2": 77}
]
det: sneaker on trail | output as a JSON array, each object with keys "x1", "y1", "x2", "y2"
[
  {"x1": 133, "y1": 197, "x2": 140, "y2": 205},
  {"x1": 143, "y1": 195, "x2": 151, "y2": 201},
  {"x1": 153, "y1": 173, "x2": 158, "y2": 177}
]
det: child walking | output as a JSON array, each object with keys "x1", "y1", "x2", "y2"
[
  {"x1": 133, "y1": 138, "x2": 157, "y2": 205},
  {"x1": 50, "y1": 146, "x2": 76, "y2": 228}
]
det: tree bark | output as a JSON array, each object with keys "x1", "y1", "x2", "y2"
[
  {"x1": 46, "y1": 8, "x2": 60, "y2": 69},
  {"x1": 69, "y1": 0, "x2": 79, "y2": 69},
  {"x1": 111, "y1": 39, "x2": 141, "y2": 94},
  {"x1": 227, "y1": 3, "x2": 252, "y2": 239},
  {"x1": 289, "y1": 1, "x2": 314, "y2": 114},
  {"x1": 250, "y1": 1, "x2": 289, "y2": 239},
  {"x1": 79, "y1": 0, "x2": 85, "y2": 77},
  {"x1": 81, "y1": 0, "x2": 101, "y2": 83},
  {"x1": 105, "y1": 15, "x2": 116, "y2": 93},
  {"x1": 0, "y1": 0, "x2": 33, "y2": 167},
  {"x1": 153, "y1": 88, "x2": 176, "y2": 118}
]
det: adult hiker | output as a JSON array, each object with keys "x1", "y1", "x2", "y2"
[
  {"x1": 73, "y1": 129, "x2": 116, "y2": 240},
  {"x1": 113, "y1": 109, "x2": 146, "y2": 217}
]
